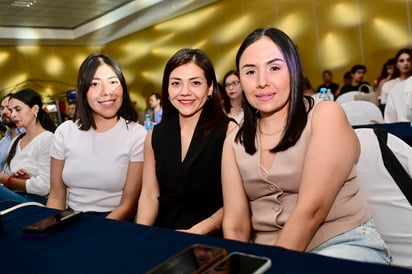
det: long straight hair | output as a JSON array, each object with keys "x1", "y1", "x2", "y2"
[
  {"x1": 235, "y1": 27, "x2": 314, "y2": 154},
  {"x1": 76, "y1": 53, "x2": 138, "y2": 130}
]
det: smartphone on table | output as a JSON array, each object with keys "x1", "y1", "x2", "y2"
[
  {"x1": 146, "y1": 244, "x2": 228, "y2": 274},
  {"x1": 201, "y1": 252, "x2": 272, "y2": 274},
  {"x1": 21, "y1": 209, "x2": 82, "y2": 239}
]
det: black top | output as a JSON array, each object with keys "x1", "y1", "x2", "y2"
[
  {"x1": 339, "y1": 81, "x2": 371, "y2": 96},
  {"x1": 151, "y1": 107, "x2": 227, "y2": 233}
]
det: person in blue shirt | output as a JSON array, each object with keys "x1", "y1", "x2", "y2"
[
  {"x1": 147, "y1": 92, "x2": 163, "y2": 124},
  {"x1": 0, "y1": 93, "x2": 24, "y2": 171}
]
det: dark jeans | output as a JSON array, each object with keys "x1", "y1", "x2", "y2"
[{"x1": 0, "y1": 185, "x2": 47, "y2": 205}]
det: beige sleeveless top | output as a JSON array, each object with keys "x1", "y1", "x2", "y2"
[{"x1": 231, "y1": 101, "x2": 371, "y2": 251}]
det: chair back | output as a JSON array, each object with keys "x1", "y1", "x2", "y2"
[
  {"x1": 341, "y1": 101, "x2": 383, "y2": 125},
  {"x1": 355, "y1": 128, "x2": 412, "y2": 268},
  {"x1": 335, "y1": 91, "x2": 361, "y2": 104}
]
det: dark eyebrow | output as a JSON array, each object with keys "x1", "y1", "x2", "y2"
[
  {"x1": 169, "y1": 76, "x2": 203, "y2": 81},
  {"x1": 189, "y1": 76, "x2": 202, "y2": 81},
  {"x1": 169, "y1": 77, "x2": 181, "y2": 81},
  {"x1": 92, "y1": 75, "x2": 118, "y2": 80},
  {"x1": 241, "y1": 57, "x2": 285, "y2": 69},
  {"x1": 267, "y1": 57, "x2": 285, "y2": 64}
]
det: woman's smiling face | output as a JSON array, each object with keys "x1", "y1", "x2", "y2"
[
  {"x1": 168, "y1": 62, "x2": 212, "y2": 118},
  {"x1": 86, "y1": 63, "x2": 123, "y2": 121},
  {"x1": 238, "y1": 36, "x2": 291, "y2": 117}
]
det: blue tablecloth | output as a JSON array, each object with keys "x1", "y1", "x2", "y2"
[{"x1": 0, "y1": 202, "x2": 411, "y2": 274}]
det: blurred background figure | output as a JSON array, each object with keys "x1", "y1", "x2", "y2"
[
  {"x1": 380, "y1": 48, "x2": 411, "y2": 107},
  {"x1": 221, "y1": 70, "x2": 244, "y2": 124},
  {"x1": 0, "y1": 93, "x2": 25, "y2": 171},
  {"x1": 336, "y1": 64, "x2": 371, "y2": 97},
  {"x1": 316, "y1": 70, "x2": 339, "y2": 97},
  {"x1": 375, "y1": 58, "x2": 396, "y2": 93},
  {"x1": 147, "y1": 92, "x2": 163, "y2": 124},
  {"x1": 66, "y1": 101, "x2": 78, "y2": 121},
  {"x1": 303, "y1": 76, "x2": 316, "y2": 96}
]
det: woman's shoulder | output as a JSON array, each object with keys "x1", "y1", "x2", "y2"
[
  {"x1": 311, "y1": 99, "x2": 347, "y2": 121},
  {"x1": 56, "y1": 120, "x2": 79, "y2": 132},
  {"x1": 121, "y1": 118, "x2": 146, "y2": 132},
  {"x1": 35, "y1": 130, "x2": 54, "y2": 146},
  {"x1": 34, "y1": 129, "x2": 53, "y2": 139}
]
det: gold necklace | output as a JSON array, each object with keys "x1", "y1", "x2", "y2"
[{"x1": 258, "y1": 126, "x2": 284, "y2": 136}]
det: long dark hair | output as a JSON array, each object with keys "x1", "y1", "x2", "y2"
[
  {"x1": 220, "y1": 70, "x2": 240, "y2": 114},
  {"x1": 5, "y1": 88, "x2": 56, "y2": 169},
  {"x1": 391, "y1": 48, "x2": 411, "y2": 79},
  {"x1": 235, "y1": 27, "x2": 314, "y2": 154},
  {"x1": 161, "y1": 48, "x2": 226, "y2": 135},
  {"x1": 76, "y1": 53, "x2": 138, "y2": 130},
  {"x1": 379, "y1": 58, "x2": 396, "y2": 80}
]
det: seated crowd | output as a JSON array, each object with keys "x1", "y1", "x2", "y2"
[
  {"x1": 2, "y1": 27, "x2": 412, "y2": 268},
  {"x1": 312, "y1": 48, "x2": 412, "y2": 124}
]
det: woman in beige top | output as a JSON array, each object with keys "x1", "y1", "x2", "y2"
[{"x1": 221, "y1": 27, "x2": 391, "y2": 264}]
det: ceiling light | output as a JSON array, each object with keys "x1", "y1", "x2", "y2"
[{"x1": 11, "y1": 0, "x2": 37, "y2": 7}]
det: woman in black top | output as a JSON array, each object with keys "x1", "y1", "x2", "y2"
[{"x1": 136, "y1": 48, "x2": 228, "y2": 236}]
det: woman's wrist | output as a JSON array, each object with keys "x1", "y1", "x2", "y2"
[{"x1": 4, "y1": 175, "x2": 14, "y2": 188}]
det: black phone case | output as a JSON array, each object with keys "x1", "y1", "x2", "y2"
[{"x1": 21, "y1": 210, "x2": 82, "y2": 238}]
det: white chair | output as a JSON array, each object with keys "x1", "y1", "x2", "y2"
[
  {"x1": 355, "y1": 128, "x2": 412, "y2": 268},
  {"x1": 341, "y1": 101, "x2": 384, "y2": 125},
  {"x1": 335, "y1": 91, "x2": 363, "y2": 104}
]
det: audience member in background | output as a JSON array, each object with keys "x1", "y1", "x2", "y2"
[
  {"x1": 221, "y1": 27, "x2": 390, "y2": 264},
  {"x1": 0, "y1": 89, "x2": 56, "y2": 204},
  {"x1": 380, "y1": 48, "x2": 411, "y2": 106},
  {"x1": 303, "y1": 76, "x2": 316, "y2": 96},
  {"x1": 335, "y1": 70, "x2": 352, "y2": 96},
  {"x1": 375, "y1": 58, "x2": 396, "y2": 93},
  {"x1": 136, "y1": 48, "x2": 229, "y2": 236},
  {"x1": 375, "y1": 58, "x2": 396, "y2": 110},
  {"x1": 384, "y1": 74, "x2": 412, "y2": 123},
  {"x1": 316, "y1": 70, "x2": 339, "y2": 97},
  {"x1": 147, "y1": 92, "x2": 163, "y2": 124},
  {"x1": 336, "y1": 64, "x2": 371, "y2": 97},
  {"x1": 47, "y1": 53, "x2": 146, "y2": 221},
  {"x1": 0, "y1": 93, "x2": 24, "y2": 171},
  {"x1": 66, "y1": 101, "x2": 78, "y2": 121},
  {"x1": 221, "y1": 70, "x2": 244, "y2": 124}
]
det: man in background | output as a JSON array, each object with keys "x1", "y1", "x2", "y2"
[
  {"x1": 336, "y1": 64, "x2": 371, "y2": 97},
  {"x1": 0, "y1": 94, "x2": 24, "y2": 170},
  {"x1": 316, "y1": 70, "x2": 340, "y2": 97},
  {"x1": 148, "y1": 92, "x2": 163, "y2": 124},
  {"x1": 67, "y1": 101, "x2": 78, "y2": 121}
]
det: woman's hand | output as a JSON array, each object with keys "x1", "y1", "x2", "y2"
[{"x1": 13, "y1": 169, "x2": 31, "y2": 179}]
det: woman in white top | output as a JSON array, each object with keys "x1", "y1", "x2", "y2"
[
  {"x1": 384, "y1": 75, "x2": 412, "y2": 123},
  {"x1": 380, "y1": 48, "x2": 411, "y2": 105},
  {"x1": 47, "y1": 54, "x2": 147, "y2": 221},
  {"x1": 0, "y1": 88, "x2": 56, "y2": 204}
]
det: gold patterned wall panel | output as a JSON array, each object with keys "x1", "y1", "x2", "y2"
[{"x1": 0, "y1": 0, "x2": 411, "y2": 112}]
